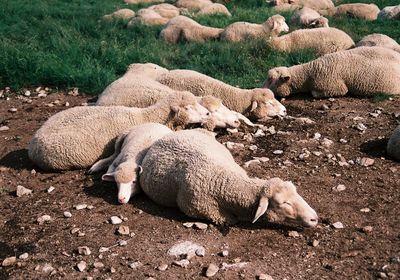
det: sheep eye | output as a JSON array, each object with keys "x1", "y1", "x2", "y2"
[{"x1": 206, "y1": 112, "x2": 210, "y2": 116}]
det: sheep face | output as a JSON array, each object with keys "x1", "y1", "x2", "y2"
[
  {"x1": 171, "y1": 103, "x2": 210, "y2": 125},
  {"x1": 250, "y1": 89, "x2": 287, "y2": 120},
  {"x1": 127, "y1": 63, "x2": 169, "y2": 79},
  {"x1": 253, "y1": 178, "x2": 318, "y2": 227},
  {"x1": 310, "y1": 17, "x2": 329, "y2": 28},
  {"x1": 264, "y1": 15, "x2": 289, "y2": 35},
  {"x1": 264, "y1": 67, "x2": 292, "y2": 97},
  {"x1": 200, "y1": 96, "x2": 241, "y2": 128}
]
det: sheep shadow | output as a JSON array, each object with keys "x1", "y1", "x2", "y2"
[
  {"x1": 360, "y1": 138, "x2": 389, "y2": 158},
  {"x1": 0, "y1": 149, "x2": 34, "y2": 170}
]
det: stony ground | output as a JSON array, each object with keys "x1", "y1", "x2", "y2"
[{"x1": 0, "y1": 89, "x2": 399, "y2": 280}]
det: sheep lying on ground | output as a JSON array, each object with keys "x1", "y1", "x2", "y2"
[
  {"x1": 378, "y1": 5, "x2": 400, "y2": 19},
  {"x1": 175, "y1": 0, "x2": 213, "y2": 11},
  {"x1": 290, "y1": 7, "x2": 329, "y2": 28},
  {"x1": 387, "y1": 125, "x2": 400, "y2": 161},
  {"x1": 128, "y1": 9, "x2": 170, "y2": 26},
  {"x1": 28, "y1": 91, "x2": 209, "y2": 171},
  {"x1": 269, "y1": 27, "x2": 354, "y2": 56},
  {"x1": 320, "y1": 3, "x2": 380, "y2": 21},
  {"x1": 197, "y1": 3, "x2": 231, "y2": 16},
  {"x1": 273, "y1": 0, "x2": 334, "y2": 10},
  {"x1": 160, "y1": 16, "x2": 223, "y2": 43},
  {"x1": 156, "y1": 69, "x2": 286, "y2": 120},
  {"x1": 356, "y1": 34, "x2": 400, "y2": 53},
  {"x1": 125, "y1": 0, "x2": 163, "y2": 3},
  {"x1": 273, "y1": 4, "x2": 302, "y2": 12},
  {"x1": 263, "y1": 47, "x2": 400, "y2": 98},
  {"x1": 89, "y1": 123, "x2": 172, "y2": 204},
  {"x1": 140, "y1": 129, "x2": 319, "y2": 227},
  {"x1": 103, "y1": 9, "x2": 135, "y2": 21},
  {"x1": 147, "y1": 4, "x2": 182, "y2": 18},
  {"x1": 220, "y1": 15, "x2": 289, "y2": 42}
]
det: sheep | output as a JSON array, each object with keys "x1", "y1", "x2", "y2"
[
  {"x1": 147, "y1": 4, "x2": 182, "y2": 19},
  {"x1": 89, "y1": 123, "x2": 173, "y2": 204},
  {"x1": 273, "y1": 0, "x2": 334, "y2": 10},
  {"x1": 124, "y1": 0, "x2": 164, "y2": 3},
  {"x1": 290, "y1": 7, "x2": 329, "y2": 28},
  {"x1": 387, "y1": 125, "x2": 400, "y2": 161},
  {"x1": 378, "y1": 5, "x2": 400, "y2": 20},
  {"x1": 269, "y1": 27, "x2": 355, "y2": 56},
  {"x1": 28, "y1": 91, "x2": 209, "y2": 171},
  {"x1": 127, "y1": 9, "x2": 170, "y2": 27},
  {"x1": 356, "y1": 34, "x2": 400, "y2": 53},
  {"x1": 273, "y1": 4, "x2": 302, "y2": 12},
  {"x1": 103, "y1": 9, "x2": 135, "y2": 21},
  {"x1": 156, "y1": 68, "x2": 287, "y2": 120},
  {"x1": 263, "y1": 47, "x2": 400, "y2": 98},
  {"x1": 320, "y1": 3, "x2": 380, "y2": 21},
  {"x1": 160, "y1": 16, "x2": 223, "y2": 43},
  {"x1": 197, "y1": 3, "x2": 231, "y2": 17},
  {"x1": 175, "y1": 0, "x2": 213, "y2": 11},
  {"x1": 220, "y1": 15, "x2": 289, "y2": 42},
  {"x1": 139, "y1": 129, "x2": 319, "y2": 227}
]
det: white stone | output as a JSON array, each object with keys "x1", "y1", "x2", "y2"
[
  {"x1": 273, "y1": 150, "x2": 283, "y2": 155},
  {"x1": 244, "y1": 159, "x2": 260, "y2": 168},
  {"x1": 77, "y1": 246, "x2": 91, "y2": 256},
  {"x1": 168, "y1": 241, "x2": 205, "y2": 257},
  {"x1": 75, "y1": 204, "x2": 87, "y2": 210},
  {"x1": 194, "y1": 222, "x2": 208, "y2": 230},
  {"x1": 332, "y1": 222, "x2": 344, "y2": 229},
  {"x1": 110, "y1": 216, "x2": 123, "y2": 225},
  {"x1": 16, "y1": 185, "x2": 32, "y2": 197},
  {"x1": 360, "y1": 208, "x2": 371, "y2": 213},
  {"x1": 0, "y1": 126, "x2": 10, "y2": 131},
  {"x1": 173, "y1": 259, "x2": 189, "y2": 268},
  {"x1": 76, "y1": 261, "x2": 87, "y2": 272},
  {"x1": 206, "y1": 263, "x2": 219, "y2": 277},
  {"x1": 63, "y1": 211, "x2": 72, "y2": 218},
  {"x1": 2, "y1": 256, "x2": 16, "y2": 267},
  {"x1": 18, "y1": 253, "x2": 29, "y2": 260},
  {"x1": 37, "y1": 215, "x2": 52, "y2": 225},
  {"x1": 42, "y1": 263, "x2": 54, "y2": 274},
  {"x1": 47, "y1": 186, "x2": 55, "y2": 193}
]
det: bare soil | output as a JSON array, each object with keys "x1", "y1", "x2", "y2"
[{"x1": 0, "y1": 91, "x2": 399, "y2": 280}]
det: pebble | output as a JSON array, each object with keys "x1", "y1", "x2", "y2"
[
  {"x1": 258, "y1": 274, "x2": 274, "y2": 280},
  {"x1": 288, "y1": 231, "x2": 300, "y2": 238},
  {"x1": 42, "y1": 263, "x2": 54, "y2": 274},
  {"x1": 38, "y1": 92, "x2": 47, "y2": 98},
  {"x1": 226, "y1": 128, "x2": 238, "y2": 134},
  {"x1": 253, "y1": 157, "x2": 269, "y2": 162},
  {"x1": 99, "y1": 247, "x2": 109, "y2": 253},
  {"x1": 157, "y1": 263, "x2": 168, "y2": 271},
  {"x1": 313, "y1": 133, "x2": 321, "y2": 140},
  {"x1": 18, "y1": 253, "x2": 29, "y2": 260},
  {"x1": 172, "y1": 259, "x2": 189, "y2": 268},
  {"x1": 195, "y1": 247, "x2": 205, "y2": 257},
  {"x1": 312, "y1": 151, "x2": 322, "y2": 156},
  {"x1": 321, "y1": 104, "x2": 329, "y2": 110},
  {"x1": 356, "y1": 123, "x2": 367, "y2": 131},
  {"x1": 312, "y1": 240, "x2": 319, "y2": 247},
  {"x1": 254, "y1": 129, "x2": 265, "y2": 137},
  {"x1": 263, "y1": 126, "x2": 276, "y2": 134},
  {"x1": 93, "y1": 262, "x2": 104, "y2": 269},
  {"x1": 194, "y1": 222, "x2": 208, "y2": 230},
  {"x1": 294, "y1": 117, "x2": 315, "y2": 124},
  {"x1": 24, "y1": 90, "x2": 31, "y2": 96},
  {"x1": 119, "y1": 240, "x2": 128, "y2": 246},
  {"x1": 244, "y1": 159, "x2": 260, "y2": 168},
  {"x1": 8, "y1": 108, "x2": 17, "y2": 113},
  {"x1": 333, "y1": 184, "x2": 346, "y2": 192},
  {"x1": 359, "y1": 157, "x2": 375, "y2": 167},
  {"x1": 339, "y1": 138, "x2": 348, "y2": 144},
  {"x1": 362, "y1": 226, "x2": 373, "y2": 233},
  {"x1": 273, "y1": 150, "x2": 283, "y2": 155},
  {"x1": 321, "y1": 138, "x2": 334, "y2": 148},
  {"x1": 221, "y1": 262, "x2": 248, "y2": 270},
  {"x1": 47, "y1": 186, "x2": 55, "y2": 193},
  {"x1": 2, "y1": 256, "x2": 16, "y2": 267},
  {"x1": 332, "y1": 222, "x2": 344, "y2": 229},
  {"x1": 76, "y1": 261, "x2": 87, "y2": 272},
  {"x1": 37, "y1": 215, "x2": 52, "y2": 225},
  {"x1": 168, "y1": 241, "x2": 205, "y2": 257},
  {"x1": 65, "y1": 102, "x2": 70, "y2": 107},
  {"x1": 110, "y1": 216, "x2": 123, "y2": 225},
  {"x1": 77, "y1": 246, "x2": 91, "y2": 256},
  {"x1": 16, "y1": 185, "x2": 33, "y2": 197},
  {"x1": 183, "y1": 222, "x2": 194, "y2": 228},
  {"x1": 110, "y1": 267, "x2": 116, "y2": 273},
  {"x1": 205, "y1": 263, "x2": 219, "y2": 277},
  {"x1": 0, "y1": 126, "x2": 10, "y2": 131},
  {"x1": 221, "y1": 250, "x2": 229, "y2": 257},
  {"x1": 70, "y1": 228, "x2": 80, "y2": 234},
  {"x1": 75, "y1": 204, "x2": 87, "y2": 210},
  {"x1": 360, "y1": 208, "x2": 371, "y2": 213},
  {"x1": 63, "y1": 211, "x2": 72, "y2": 218},
  {"x1": 117, "y1": 225, "x2": 130, "y2": 235},
  {"x1": 248, "y1": 145, "x2": 258, "y2": 151}
]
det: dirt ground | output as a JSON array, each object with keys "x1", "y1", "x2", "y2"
[{"x1": 0, "y1": 90, "x2": 399, "y2": 280}]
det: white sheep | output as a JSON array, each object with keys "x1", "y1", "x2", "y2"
[
  {"x1": 89, "y1": 123, "x2": 172, "y2": 204},
  {"x1": 269, "y1": 27, "x2": 355, "y2": 56},
  {"x1": 356, "y1": 34, "x2": 400, "y2": 53},
  {"x1": 103, "y1": 9, "x2": 135, "y2": 21},
  {"x1": 263, "y1": 47, "x2": 400, "y2": 98},
  {"x1": 378, "y1": 5, "x2": 400, "y2": 20},
  {"x1": 128, "y1": 9, "x2": 170, "y2": 27},
  {"x1": 197, "y1": 3, "x2": 231, "y2": 17},
  {"x1": 124, "y1": 0, "x2": 164, "y2": 3},
  {"x1": 387, "y1": 125, "x2": 400, "y2": 161},
  {"x1": 220, "y1": 15, "x2": 289, "y2": 42},
  {"x1": 140, "y1": 129, "x2": 319, "y2": 227},
  {"x1": 273, "y1": 0, "x2": 334, "y2": 10},
  {"x1": 320, "y1": 3, "x2": 380, "y2": 21},
  {"x1": 290, "y1": 7, "x2": 329, "y2": 28},
  {"x1": 28, "y1": 91, "x2": 209, "y2": 171},
  {"x1": 156, "y1": 68, "x2": 287, "y2": 120},
  {"x1": 175, "y1": 0, "x2": 213, "y2": 11},
  {"x1": 160, "y1": 16, "x2": 223, "y2": 43}
]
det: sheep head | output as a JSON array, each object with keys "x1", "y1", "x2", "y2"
[
  {"x1": 309, "y1": 17, "x2": 329, "y2": 28},
  {"x1": 263, "y1": 15, "x2": 289, "y2": 37},
  {"x1": 126, "y1": 63, "x2": 169, "y2": 79},
  {"x1": 249, "y1": 88, "x2": 287, "y2": 120},
  {"x1": 199, "y1": 96, "x2": 242, "y2": 129},
  {"x1": 253, "y1": 178, "x2": 318, "y2": 227},
  {"x1": 263, "y1": 67, "x2": 292, "y2": 97},
  {"x1": 102, "y1": 162, "x2": 143, "y2": 204}
]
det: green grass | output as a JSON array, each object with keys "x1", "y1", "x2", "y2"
[{"x1": 0, "y1": 0, "x2": 399, "y2": 94}]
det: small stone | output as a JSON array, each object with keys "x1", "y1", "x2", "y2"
[
  {"x1": 8, "y1": 108, "x2": 17, "y2": 113},
  {"x1": 362, "y1": 226, "x2": 373, "y2": 233},
  {"x1": 226, "y1": 128, "x2": 238, "y2": 134},
  {"x1": 93, "y1": 262, "x2": 104, "y2": 269},
  {"x1": 332, "y1": 222, "x2": 344, "y2": 229},
  {"x1": 195, "y1": 247, "x2": 205, "y2": 257},
  {"x1": 0, "y1": 126, "x2": 9, "y2": 131},
  {"x1": 294, "y1": 117, "x2": 315, "y2": 124},
  {"x1": 356, "y1": 123, "x2": 367, "y2": 131},
  {"x1": 168, "y1": 241, "x2": 205, "y2": 257},
  {"x1": 77, "y1": 246, "x2": 91, "y2": 256},
  {"x1": 75, "y1": 204, "x2": 87, "y2": 210},
  {"x1": 99, "y1": 247, "x2": 109, "y2": 253},
  {"x1": 47, "y1": 186, "x2": 55, "y2": 193},
  {"x1": 205, "y1": 263, "x2": 219, "y2": 277},
  {"x1": 16, "y1": 185, "x2": 32, "y2": 197},
  {"x1": 31, "y1": 169, "x2": 36, "y2": 175},
  {"x1": 65, "y1": 102, "x2": 70, "y2": 107},
  {"x1": 194, "y1": 222, "x2": 208, "y2": 230},
  {"x1": 221, "y1": 250, "x2": 229, "y2": 257},
  {"x1": 76, "y1": 261, "x2": 87, "y2": 272},
  {"x1": 339, "y1": 138, "x2": 348, "y2": 144},
  {"x1": 313, "y1": 133, "x2": 321, "y2": 140},
  {"x1": 110, "y1": 267, "x2": 116, "y2": 273},
  {"x1": 254, "y1": 129, "x2": 265, "y2": 137},
  {"x1": 117, "y1": 225, "x2": 130, "y2": 235},
  {"x1": 312, "y1": 240, "x2": 319, "y2": 247},
  {"x1": 70, "y1": 228, "x2": 80, "y2": 234},
  {"x1": 288, "y1": 231, "x2": 300, "y2": 238},
  {"x1": 87, "y1": 205, "x2": 94, "y2": 210},
  {"x1": 42, "y1": 263, "x2": 54, "y2": 274},
  {"x1": 273, "y1": 150, "x2": 283, "y2": 155},
  {"x1": 244, "y1": 159, "x2": 260, "y2": 168},
  {"x1": 38, "y1": 92, "x2": 47, "y2": 98},
  {"x1": 258, "y1": 274, "x2": 274, "y2": 280},
  {"x1": 63, "y1": 211, "x2": 72, "y2": 218},
  {"x1": 37, "y1": 215, "x2": 52, "y2": 225},
  {"x1": 359, "y1": 157, "x2": 374, "y2": 167},
  {"x1": 253, "y1": 157, "x2": 269, "y2": 162},
  {"x1": 110, "y1": 216, "x2": 123, "y2": 225},
  {"x1": 172, "y1": 259, "x2": 189, "y2": 268},
  {"x1": 333, "y1": 184, "x2": 346, "y2": 192},
  {"x1": 248, "y1": 145, "x2": 258, "y2": 151},
  {"x1": 119, "y1": 240, "x2": 128, "y2": 246},
  {"x1": 321, "y1": 104, "x2": 329, "y2": 110},
  {"x1": 263, "y1": 126, "x2": 276, "y2": 134},
  {"x1": 321, "y1": 138, "x2": 334, "y2": 148},
  {"x1": 157, "y1": 263, "x2": 168, "y2": 271},
  {"x1": 24, "y1": 90, "x2": 31, "y2": 96},
  {"x1": 183, "y1": 222, "x2": 194, "y2": 228},
  {"x1": 360, "y1": 208, "x2": 371, "y2": 213},
  {"x1": 221, "y1": 262, "x2": 248, "y2": 270},
  {"x1": 378, "y1": 272, "x2": 388, "y2": 278},
  {"x1": 2, "y1": 256, "x2": 16, "y2": 267},
  {"x1": 18, "y1": 253, "x2": 29, "y2": 260}
]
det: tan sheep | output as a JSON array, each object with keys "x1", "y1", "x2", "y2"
[
  {"x1": 290, "y1": 7, "x2": 329, "y2": 28},
  {"x1": 147, "y1": 3, "x2": 182, "y2": 19},
  {"x1": 320, "y1": 3, "x2": 380, "y2": 21},
  {"x1": 269, "y1": 27, "x2": 355, "y2": 56},
  {"x1": 160, "y1": 16, "x2": 223, "y2": 43},
  {"x1": 124, "y1": 0, "x2": 164, "y2": 3},
  {"x1": 127, "y1": 9, "x2": 169, "y2": 27},
  {"x1": 273, "y1": 0, "x2": 334, "y2": 10},
  {"x1": 103, "y1": 9, "x2": 135, "y2": 21},
  {"x1": 356, "y1": 34, "x2": 400, "y2": 53},
  {"x1": 197, "y1": 3, "x2": 231, "y2": 17},
  {"x1": 220, "y1": 15, "x2": 289, "y2": 42},
  {"x1": 387, "y1": 125, "x2": 400, "y2": 161},
  {"x1": 273, "y1": 4, "x2": 302, "y2": 12},
  {"x1": 175, "y1": 0, "x2": 213, "y2": 11},
  {"x1": 263, "y1": 47, "x2": 400, "y2": 98},
  {"x1": 378, "y1": 5, "x2": 400, "y2": 19}
]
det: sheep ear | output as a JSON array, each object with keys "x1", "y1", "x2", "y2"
[
  {"x1": 280, "y1": 74, "x2": 290, "y2": 82},
  {"x1": 250, "y1": 101, "x2": 258, "y2": 112},
  {"x1": 252, "y1": 196, "x2": 269, "y2": 223},
  {"x1": 136, "y1": 165, "x2": 143, "y2": 175},
  {"x1": 171, "y1": 105, "x2": 181, "y2": 113},
  {"x1": 101, "y1": 173, "x2": 115, "y2": 182}
]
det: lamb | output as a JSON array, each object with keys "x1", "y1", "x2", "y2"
[
  {"x1": 28, "y1": 91, "x2": 209, "y2": 171},
  {"x1": 378, "y1": 5, "x2": 400, "y2": 19},
  {"x1": 103, "y1": 9, "x2": 135, "y2": 21},
  {"x1": 320, "y1": 3, "x2": 380, "y2": 21},
  {"x1": 197, "y1": 3, "x2": 231, "y2": 17},
  {"x1": 156, "y1": 68, "x2": 287, "y2": 120},
  {"x1": 263, "y1": 47, "x2": 400, "y2": 98},
  {"x1": 269, "y1": 27, "x2": 355, "y2": 56},
  {"x1": 175, "y1": 0, "x2": 213, "y2": 11},
  {"x1": 89, "y1": 123, "x2": 173, "y2": 204},
  {"x1": 220, "y1": 15, "x2": 289, "y2": 42},
  {"x1": 387, "y1": 125, "x2": 400, "y2": 161},
  {"x1": 356, "y1": 34, "x2": 400, "y2": 53},
  {"x1": 160, "y1": 16, "x2": 223, "y2": 43},
  {"x1": 273, "y1": 0, "x2": 334, "y2": 10},
  {"x1": 290, "y1": 7, "x2": 329, "y2": 28},
  {"x1": 140, "y1": 129, "x2": 319, "y2": 227}
]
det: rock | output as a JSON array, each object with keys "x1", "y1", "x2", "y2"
[
  {"x1": 75, "y1": 204, "x2": 87, "y2": 210},
  {"x1": 42, "y1": 263, "x2": 54, "y2": 274},
  {"x1": 258, "y1": 274, "x2": 274, "y2": 280},
  {"x1": 321, "y1": 104, "x2": 329, "y2": 110},
  {"x1": 70, "y1": 228, "x2": 80, "y2": 234},
  {"x1": 362, "y1": 226, "x2": 373, "y2": 233},
  {"x1": 313, "y1": 133, "x2": 321, "y2": 140},
  {"x1": 195, "y1": 247, "x2": 205, "y2": 257},
  {"x1": 0, "y1": 126, "x2": 10, "y2": 131},
  {"x1": 119, "y1": 240, "x2": 128, "y2": 246},
  {"x1": 2, "y1": 256, "x2": 16, "y2": 267},
  {"x1": 77, "y1": 246, "x2": 91, "y2": 256},
  {"x1": 76, "y1": 261, "x2": 87, "y2": 272},
  {"x1": 16, "y1": 185, "x2": 32, "y2": 197},
  {"x1": 37, "y1": 215, "x2": 52, "y2": 225},
  {"x1": 38, "y1": 92, "x2": 47, "y2": 98},
  {"x1": 8, "y1": 108, "x2": 17, "y2": 113},
  {"x1": 172, "y1": 259, "x2": 189, "y2": 268},
  {"x1": 110, "y1": 267, "x2": 116, "y2": 273},
  {"x1": 263, "y1": 126, "x2": 276, "y2": 134},
  {"x1": 288, "y1": 231, "x2": 300, "y2": 238},
  {"x1": 321, "y1": 138, "x2": 333, "y2": 148},
  {"x1": 93, "y1": 262, "x2": 104, "y2": 269},
  {"x1": 110, "y1": 216, "x2": 123, "y2": 225},
  {"x1": 312, "y1": 151, "x2": 322, "y2": 156},
  {"x1": 183, "y1": 222, "x2": 194, "y2": 228},
  {"x1": 65, "y1": 102, "x2": 70, "y2": 107},
  {"x1": 157, "y1": 263, "x2": 168, "y2": 271},
  {"x1": 63, "y1": 211, "x2": 72, "y2": 218},
  {"x1": 358, "y1": 157, "x2": 374, "y2": 167},
  {"x1": 117, "y1": 225, "x2": 130, "y2": 235},
  {"x1": 294, "y1": 117, "x2": 315, "y2": 124},
  {"x1": 194, "y1": 222, "x2": 208, "y2": 230},
  {"x1": 225, "y1": 142, "x2": 244, "y2": 150},
  {"x1": 168, "y1": 241, "x2": 205, "y2": 258},
  {"x1": 273, "y1": 150, "x2": 283, "y2": 155},
  {"x1": 99, "y1": 247, "x2": 109, "y2": 253},
  {"x1": 24, "y1": 90, "x2": 31, "y2": 96},
  {"x1": 355, "y1": 123, "x2": 367, "y2": 131},
  {"x1": 87, "y1": 205, "x2": 94, "y2": 210},
  {"x1": 206, "y1": 263, "x2": 219, "y2": 277},
  {"x1": 248, "y1": 145, "x2": 258, "y2": 151},
  {"x1": 221, "y1": 250, "x2": 229, "y2": 257},
  {"x1": 378, "y1": 272, "x2": 388, "y2": 278},
  {"x1": 254, "y1": 129, "x2": 265, "y2": 137},
  {"x1": 129, "y1": 261, "x2": 143, "y2": 270},
  {"x1": 339, "y1": 138, "x2": 348, "y2": 144},
  {"x1": 18, "y1": 253, "x2": 29, "y2": 260},
  {"x1": 333, "y1": 184, "x2": 346, "y2": 192},
  {"x1": 312, "y1": 240, "x2": 319, "y2": 247},
  {"x1": 221, "y1": 262, "x2": 248, "y2": 270},
  {"x1": 332, "y1": 222, "x2": 344, "y2": 229},
  {"x1": 47, "y1": 186, "x2": 55, "y2": 193},
  {"x1": 244, "y1": 159, "x2": 260, "y2": 168},
  {"x1": 360, "y1": 208, "x2": 371, "y2": 213},
  {"x1": 226, "y1": 128, "x2": 238, "y2": 134},
  {"x1": 253, "y1": 157, "x2": 269, "y2": 162}
]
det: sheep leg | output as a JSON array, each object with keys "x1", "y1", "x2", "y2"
[{"x1": 312, "y1": 80, "x2": 348, "y2": 98}]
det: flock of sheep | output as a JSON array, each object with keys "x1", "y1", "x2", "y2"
[{"x1": 27, "y1": 0, "x2": 400, "y2": 230}]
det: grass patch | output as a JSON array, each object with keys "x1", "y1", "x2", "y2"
[
  {"x1": 0, "y1": 0, "x2": 399, "y2": 94},
  {"x1": 371, "y1": 93, "x2": 393, "y2": 102}
]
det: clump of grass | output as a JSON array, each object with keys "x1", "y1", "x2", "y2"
[{"x1": 371, "y1": 93, "x2": 393, "y2": 102}]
